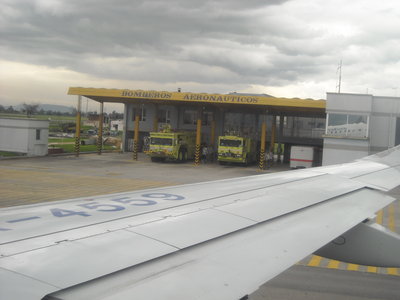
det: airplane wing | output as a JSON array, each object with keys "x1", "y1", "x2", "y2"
[{"x1": 1, "y1": 146, "x2": 400, "y2": 300}]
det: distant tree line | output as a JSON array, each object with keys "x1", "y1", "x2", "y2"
[
  {"x1": 87, "y1": 111, "x2": 123, "y2": 120},
  {"x1": 0, "y1": 105, "x2": 18, "y2": 114},
  {"x1": 0, "y1": 104, "x2": 123, "y2": 120},
  {"x1": 0, "y1": 103, "x2": 75, "y2": 117}
]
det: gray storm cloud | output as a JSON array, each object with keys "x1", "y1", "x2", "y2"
[
  {"x1": 1, "y1": 0, "x2": 400, "y2": 101},
  {"x1": 0, "y1": 0, "x2": 320, "y2": 85}
]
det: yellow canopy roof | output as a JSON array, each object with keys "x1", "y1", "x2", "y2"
[{"x1": 68, "y1": 87, "x2": 325, "y2": 115}]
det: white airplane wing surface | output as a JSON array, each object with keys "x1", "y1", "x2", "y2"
[{"x1": 1, "y1": 146, "x2": 400, "y2": 300}]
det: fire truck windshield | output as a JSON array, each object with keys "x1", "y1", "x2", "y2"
[
  {"x1": 220, "y1": 139, "x2": 242, "y2": 147},
  {"x1": 150, "y1": 137, "x2": 173, "y2": 146}
]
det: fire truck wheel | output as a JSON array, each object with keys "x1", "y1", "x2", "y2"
[
  {"x1": 182, "y1": 149, "x2": 188, "y2": 162},
  {"x1": 178, "y1": 150, "x2": 184, "y2": 162}
]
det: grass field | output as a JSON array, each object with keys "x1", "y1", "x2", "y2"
[
  {"x1": 1, "y1": 145, "x2": 117, "y2": 156},
  {"x1": 50, "y1": 144, "x2": 117, "y2": 152},
  {"x1": 48, "y1": 137, "x2": 76, "y2": 143},
  {"x1": 0, "y1": 151, "x2": 26, "y2": 157},
  {"x1": 0, "y1": 113, "x2": 89, "y2": 133},
  {"x1": 0, "y1": 113, "x2": 79, "y2": 121}
]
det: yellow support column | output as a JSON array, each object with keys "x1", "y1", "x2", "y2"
[
  {"x1": 210, "y1": 119, "x2": 216, "y2": 147},
  {"x1": 74, "y1": 95, "x2": 82, "y2": 157},
  {"x1": 194, "y1": 112, "x2": 202, "y2": 166},
  {"x1": 209, "y1": 118, "x2": 216, "y2": 163},
  {"x1": 277, "y1": 114, "x2": 284, "y2": 162},
  {"x1": 97, "y1": 102, "x2": 104, "y2": 155},
  {"x1": 270, "y1": 116, "x2": 276, "y2": 153},
  {"x1": 259, "y1": 119, "x2": 267, "y2": 170},
  {"x1": 153, "y1": 105, "x2": 159, "y2": 132},
  {"x1": 133, "y1": 113, "x2": 140, "y2": 161}
]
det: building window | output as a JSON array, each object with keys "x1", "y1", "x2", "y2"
[
  {"x1": 202, "y1": 111, "x2": 213, "y2": 126},
  {"x1": 183, "y1": 110, "x2": 213, "y2": 126},
  {"x1": 276, "y1": 115, "x2": 287, "y2": 127},
  {"x1": 36, "y1": 129, "x2": 41, "y2": 140},
  {"x1": 183, "y1": 110, "x2": 197, "y2": 125},
  {"x1": 132, "y1": 106, "x2": 146, "y2": 122},
  {"x1": 326, "y1": 114, "x2": 368, "y2": 138},
  {"x1": 159, "y1": 109, "x2": 171, "y2": 123}
]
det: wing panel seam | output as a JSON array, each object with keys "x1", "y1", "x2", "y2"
[{"x1": 0, "y1": 266, "x2": 61, "y2": 289}]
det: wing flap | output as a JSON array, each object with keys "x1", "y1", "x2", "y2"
[
  {"x1": 351, "y1": 166, "x2": 400, "y2": 191},
  {"x1": 0, "y1": 268, "x2": 57, "y2": 300},
  {"x1": 131, "y1": 209, "x2": 256, "y2": 249},
  {"x1": 0, "y1": 230, "x2": 177, "y2": 288},
  {"x1": 215, "y1": 174, "x2": 365, "y2": 222},
  {"x1": 320, "y1": 160, "x2": 388, "y2": 178}
]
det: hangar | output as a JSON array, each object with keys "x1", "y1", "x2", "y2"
[{"x1": 68, "y1": 87, "x2": 326, "y2": 167}]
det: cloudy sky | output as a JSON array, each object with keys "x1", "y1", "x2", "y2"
[{"x1": 1, "y1": 0, "x2": 400, "y2": 112}]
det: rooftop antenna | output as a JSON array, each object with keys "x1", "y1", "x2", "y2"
[{"x1": 336, "y1": 59, "x2": 342, "y2": 93}]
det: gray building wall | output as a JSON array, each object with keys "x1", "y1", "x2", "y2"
[
  {"x1": 323, "y1": 93, "x2": 400, "y2": 165},
  {"x1": 327, "y1": 93, "x2": 373, "y2": 113}
]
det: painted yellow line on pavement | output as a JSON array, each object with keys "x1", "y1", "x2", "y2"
[
  {"x1": 308, "y1": 255, "x2": 322, "y2": 267},
  {"x1": 387, "y1": 268, "x2": 399, "y2": 276},
  {"x1": 367, "y1": 266, "x2": 378, "y2": 273},
  {"x1": 327, "y1": 259, "x2": 340, "y2": 269},
  {"x1": 376, "y1": 209, "x2": 383, "y2": 225},
  {"x1": 347, "y1": 263, "x2": 359, "y2": 271},
  {"x1": 376, "y1": 204, "x2": 399, "y2": 276},
  {"x1": 388, "y1": 203, "x2": 396, "y2": 232}
]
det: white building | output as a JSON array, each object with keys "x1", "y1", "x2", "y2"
[
  {"x1": 110, "y1": 119, "x2": 124, "y2": 132},
  {"x1": 0, "y1": 118, "x2": 49, "y2": 156},
  {"x1": 323, "y1": 93, "x2": 400, "y2": 165}
]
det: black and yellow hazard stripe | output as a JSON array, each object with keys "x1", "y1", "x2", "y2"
[
  {"x1": 259, "y1": 149, "x2": 265, "y2": 170},
  {"x1": 74, "y1": 136, "x2": 80, "y2": 156},
  {"x1": 133, "y1": 140, "x2": 138, "y2": 161},
  {"x1": 194, "y1": 144, "x2": 201, "y2": 166},
  {"x1": 97, "y1": 137, "x2": 102, "y2": 155}
]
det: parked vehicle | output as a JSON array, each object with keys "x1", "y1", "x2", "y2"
[
  {"x1": 217, "y1": 135, "x2": 257, "y2": 165},
  {"x1": 147, "y1": 129, "x2": 196, "y2": 162},
  {"x1": 290, "y1": 146, "x2": 321, "y2": 168}
]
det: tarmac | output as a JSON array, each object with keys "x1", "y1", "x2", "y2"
[
  {"x1": 1, "y1": 152, "x2": 399, "y2": 299},
  {"x1": 0, "y1": 152, "x2": 280, "y2": 207}
]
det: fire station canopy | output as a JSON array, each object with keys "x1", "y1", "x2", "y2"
[{"x1": 68, "y1": 87, "x2": 326, "y2": 117}]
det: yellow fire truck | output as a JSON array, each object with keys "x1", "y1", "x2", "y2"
[
  {"x1": 217, "y1": 135, "x2": 257, "y2": 165},
  {"x1": 147, "y1": 129, "x2": 196, "y2": 162}
]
